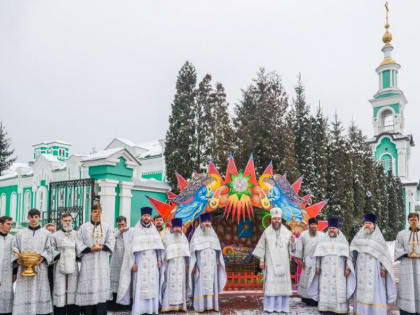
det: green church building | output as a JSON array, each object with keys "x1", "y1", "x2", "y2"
[{"x1": 0, "y1": 138, "x2": 170, "y2": 230}]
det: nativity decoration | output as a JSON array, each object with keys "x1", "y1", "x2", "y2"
[{"x1": 147, "y1": 154, "x2": 328, "y2": 268}]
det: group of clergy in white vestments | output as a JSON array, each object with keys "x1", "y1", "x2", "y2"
[
  {"x1": 0, "y1": 205, "x2": 227, "y2": 315},
  {"x1": 0, "y1": 205, "x2": 419, "y2": 315},
  {"x1": 293, "y1": 211, "x2": 420, "y2": 315}
]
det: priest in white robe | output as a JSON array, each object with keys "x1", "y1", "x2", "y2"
[
  {"x1": 12, "y1": 208, "x2": 54, "y2": 315},
  {"x1": 394, "y1": 212, "x2": 420, "y2": 315},
  {"x1": 160, "y1": 218, "x2": 190, "y2": 312},
  {"x1": 295, "y1": 217, "x2": 322, "y2": 306},
  {"x1": 50, "y1": 213, "x2": 80, "y2": 315},
  {"x1": 108, "y1": 215, "x2": 131, "y2": 312},
  {"x1": 188, "y1": 212, "x2": 227, "y2": 313},
  {"x1": 307, "y1": 217, "x2": 356, "y2": 314},
  {"x1": 253, "y1": 207, "x2": 296, "y2": 313},
  {"x1": 350, "y1": 213, "x2": 397, "y2": 315},
  {"x1": 75, "y1": 204, "x2": 115, "y2": 315},
  {"x1": 117, "y1": 206, "x2": 164, "y2": 315},
  {"x1": 0, "y1": 216, "x2": 16, "y2": 315}
]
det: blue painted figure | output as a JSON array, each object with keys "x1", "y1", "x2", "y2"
[
  {"x1": 264, "y1": 174, "x2": 304, "y2": 222},
  {"x1": 172, "y1": 174, "x2": 216, "y2": 225}
]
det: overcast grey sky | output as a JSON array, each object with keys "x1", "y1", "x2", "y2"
[{"x1": 1, "y1": 0, "x2": 419, "y2": 180}]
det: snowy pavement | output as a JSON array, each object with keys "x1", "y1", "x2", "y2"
[
  {"x1": 109, "y1": 296, "x2": 400, "y2": 314},
  {"x1": 109, "y1": 255, "x2": 402, "y2": 314}
]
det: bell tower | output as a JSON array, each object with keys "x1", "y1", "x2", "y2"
[{"x1": 368, "y1": 1, "x2": 417, "y2": 217}]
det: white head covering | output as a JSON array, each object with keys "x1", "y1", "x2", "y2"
[{"x1": 270, "y1": 207, "x2": 282, "y2": 219}]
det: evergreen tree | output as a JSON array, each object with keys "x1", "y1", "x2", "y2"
[
  {"x1": 347, "y1": 122, "x2": 369, "y2": 235},
  {"x1": 0, "y1": 122, "x2": 16, "y2": 175},
  {"x1": 279, "y1": 112, "x2": 299, "y2": 180},
  {"x1": 234, "y1": 68, "x2": 289, "y2": 174},
  {"x1": 390, "y1": 176, "x2": 405, "y2": 239},
  {"x1": 164, "y1": 61, "x2": 197, "y2": 190},
  {"x1": 195, "y1": 73, "x2": 213, "y2": 172},
  {"x1": 363, "y1": 157, "x2": 380, "y2": 216},
  {"x1": 291, "y1": 74, "x2": 316, "y2": 196},
  {"x1": 326, "y1": 115, "x2": 354, "y2": 236},
  {"x1": 375, "y1": 163, "x2": 389, "y2": 236},
  {"x1": 209, "y1": 82, "x2": 234, "y2": 171},
  {"x1": 311, "y1": 105, "x2": 329, "y2": 206}
]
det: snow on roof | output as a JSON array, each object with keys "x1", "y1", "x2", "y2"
[
  {"x1": 0, "y1": 162, "x2": 33, "y2": 180},
  {"x1": 132, "y1": 177, "x2": 171, "y2": 190},
  {"x1": 400, "y1": 177, "x2": 419, "y2": 185},
  {"x1": 39, "y1": 154, "x2": 67, "y2": 171},
  {"x1": 114, "y1": 138, "x2": 141, "y2": 148},
  {"x1": 82, "y1": 147, "x2": 124, "y2": 162},
  {"x1": 33, "y1": 140, "x2": 71, "y2": 147},
  {"x1": 137, "y1": 140, "x2": 163, "y2": 158},
  {"x1": 42, "y1": 154, "x2": 62, "y2": 162},
  {"x1": 0, "y1": 172, "x2": 18, "y2": 180},
  {"x1": 107, "y1": 138, "x2": 163, "y2": 158}
]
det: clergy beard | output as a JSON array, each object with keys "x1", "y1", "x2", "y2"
[
  {"x1": 141, "y1": 220, "x2": 151, "y2": 228},
  {"x1": 364, "y1": 227, "x2": 374, "y2": 235},
  {"x1": 329, "y1": 231, "x2": 338, "y2": 238},
  {"x1": 62, "y1": 225, "x2": 73, "y2": 232},
  {"x1": 156, "y1": 225, "x2": 163, "y2": 232},
  {"x1": 201, "y1": 226, "x2": 212, "y2": 236},
  {"x1": 272, "y1": 222, "x2": 281, "y2": 231},
  {"x1": 173, "y1": 231, "x2": 182, "y2": 241},
  {"x1": 309, "y1": 229, "x2": 317, "y2": 237}
]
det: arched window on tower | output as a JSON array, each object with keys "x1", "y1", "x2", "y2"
[
  {"x1": 381, "y1": 153, "x2": 393, "y2": 175},
  {"x1": 381, "y1": 109, "x2": 394, "y2": 133}
]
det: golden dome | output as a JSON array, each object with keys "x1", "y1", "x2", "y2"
[
  {"x1": 382, "y1": 23, "x2": 392, "y2": 46},
  {"x1": 380, "y1": 58, "x2": 396, "y2": 66}
]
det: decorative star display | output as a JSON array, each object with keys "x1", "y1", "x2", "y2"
[{"x1": 227, "y1": 171, "x2": 254, "y2": 199}]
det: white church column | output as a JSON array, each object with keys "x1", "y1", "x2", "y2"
[
  {"x1": 17, "y1": 187, "x2": 23, "y2": 225},
  {"x1": 32, "y1": 186, "x2": 37, "y2": 209},
  {"x1": 97, "y1": 179, "x2": 118, "y2": 227},
  {"x1": 119, "y1": 182, "x2": 133, "y2": 226},
  {"x1": 397, "y1": 146, "x2": 407, "y2": 178}
]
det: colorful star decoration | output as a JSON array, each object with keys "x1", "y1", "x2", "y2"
[{"x1": 227, "y1": 171, "x2": 254, "y2": 199}]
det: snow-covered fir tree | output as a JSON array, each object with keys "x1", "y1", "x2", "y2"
[
  {"x1": 209, "y1": 82, "x2": 234, "y2": 171},
  {"x1": 347, "y1": 122, "x2": 369, "y2": 235},
  {"x1": 0, "y1": 122, "x2": 16, "y2": 176},
  {"x1": 164, "y1": 61, "x2": 198, "y2": 190},
  {"x1": 291, "y1": 75, "x2": 316, "y2": 196},
  {"x1": 279, "y1": 112, "x2": 299, "y2": 180},
  {"x1": 327, "y1": 114, "x2": 354, "y2": 237},
  {"x1": 234, "y1": 68, "x2": 288, "y2": 175},
  {"x1": 389, "y1": 175, "x2": 405, "y2": 239},
  {"x1": 375, "y1": 163, "x2": 389, "y2": 236},
  {"x1": 195, "y1": 73, "x2": 213, "y2": 172},
  {"x1": 310, "y1": 106, "x2": 328, "y2": 216}
]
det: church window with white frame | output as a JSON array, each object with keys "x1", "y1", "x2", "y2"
[
  {"x1": 10, "y1": 193, "x2": 17, "y2": 220},
  {"x1": 23, "y1": 190, "x2": 31, "y2": 220},
  {"x1": 0, "y1": 194, "x2": 6, "y2": 216},
  {"x1": 37, "y1": 186, "x2": 48, "y2": 212}
]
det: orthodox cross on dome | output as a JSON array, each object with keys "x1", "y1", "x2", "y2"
[{"x1": 383, "y1": 1, "x2": 392, "y2": 47}]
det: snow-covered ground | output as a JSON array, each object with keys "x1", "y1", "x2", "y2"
[{"x1": 109, "y1": 296, "x2": 400, "y2": 314}]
